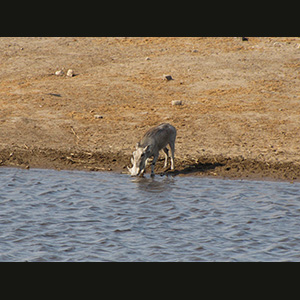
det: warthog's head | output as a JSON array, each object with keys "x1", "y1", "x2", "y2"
[{"x1": 127, "y1": 143, "x2": 151, "y2": 176}]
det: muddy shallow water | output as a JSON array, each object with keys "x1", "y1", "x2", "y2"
[{"x1": 1, "y1": 167, "x2": 300, "y2": 261}]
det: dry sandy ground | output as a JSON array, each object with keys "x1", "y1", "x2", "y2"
[{"x1": 1, "y1": 37, "x2": 300, "y2": 181}]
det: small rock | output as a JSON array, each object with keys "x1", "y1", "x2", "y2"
[
  {"x1": 163, "y1": 74, "x2": 173, "y2": 81},
  {"x1": 273, "y1": 42, "x2": 284, "y2": 47},
  {"x1": 145, "y1": 57, "x2": 151, "y2": 60},
  {"x1": 242, "y1": 37, "x2": 248, "y2": 41},
  {"x1": 94, "y1": 115, "x2": 103, "y2": 119},
  {"x1": 172, "y1": 100, "x2": 182, "y2": 106},
  {"x1": 55, "y1": 70, "x2": 64, "y2": 76},
  {"x1": 66, "y1": 69, "x2": 74, "y2": 77}
]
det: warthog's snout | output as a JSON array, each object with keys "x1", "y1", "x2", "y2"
[{"x1": 127, "y1": 165, "x2": 141, "y2": 176}]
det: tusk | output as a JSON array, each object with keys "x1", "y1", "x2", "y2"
[{"x1": 127, "y1": 166, "x2": 132, "y2": 174}]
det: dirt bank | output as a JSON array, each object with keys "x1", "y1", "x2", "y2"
[{"x1": 1, "y1": 37, "x2": 300, "y2": 181}]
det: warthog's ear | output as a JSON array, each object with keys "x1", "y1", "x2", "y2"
[{"x1": 136, "y1": 142, "x2": 141, "y2": 149}]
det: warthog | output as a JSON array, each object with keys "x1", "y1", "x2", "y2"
[{"x1": 127, "y1": 123, "x2": 176, "y2": 176}]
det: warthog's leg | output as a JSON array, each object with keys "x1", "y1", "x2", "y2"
[
  {"x1": 169, "y1": 141, "x2": 175, "y2": 170},
  {"x1": 151, "y1": 154, "x2": 159, "y2": 176},
  {"x1": 162, "y1": 147, "x2": 169, "y2": 168}
]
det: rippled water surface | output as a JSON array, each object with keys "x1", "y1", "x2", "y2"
[{"x1": 1, "y1": 168, "x2": 300, "y2": 261}]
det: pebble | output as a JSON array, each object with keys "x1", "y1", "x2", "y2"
[
  {"x1": 94, "y1": 115, "x2": 103, "y2": 119},
  {"x1": 163, "y1": 74, "x2": 173, "y2": 81},
  {"x1": 66, "y1": 69, "x2": 74, "y2": 77},
  {"x1": 172, "y1": 100, "x2": 182, "y2": 106},
  {"x1": 55, "y1": 70, "x2": 64, "y2": 76}
]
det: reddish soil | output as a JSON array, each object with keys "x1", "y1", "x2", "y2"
[{"x1": 1, "y1": 37, "x2": 300, "y2": 181}]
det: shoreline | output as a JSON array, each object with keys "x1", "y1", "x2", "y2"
[{"x1": 1, "y1": 145, "x2": 300, "y2": 183}]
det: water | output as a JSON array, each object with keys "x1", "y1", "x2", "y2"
[{"x1": 1, "y1": 168, "x2": 300, "y2": 261}]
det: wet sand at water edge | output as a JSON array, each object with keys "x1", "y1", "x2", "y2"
[{"x1": 1, "y1": 37, "x2": 300, "y2": 181}]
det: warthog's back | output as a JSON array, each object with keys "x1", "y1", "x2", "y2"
[{"x1": 140, "y1": 123, "x2": 176, "y2": 150}]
